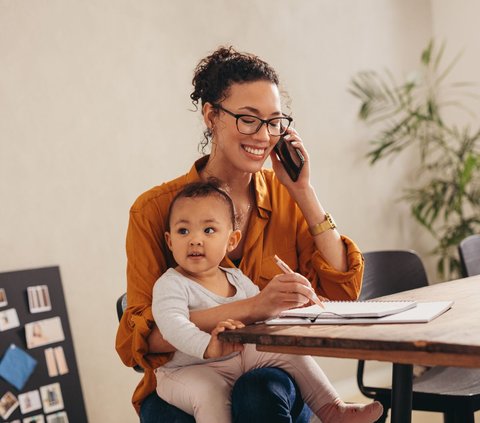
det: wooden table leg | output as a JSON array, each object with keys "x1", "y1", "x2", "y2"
[{"x1": 391, "y1": 363, "x2": 413, "y2": 423}]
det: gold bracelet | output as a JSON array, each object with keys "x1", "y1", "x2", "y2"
[{"x1": 308, "y1": 212, "x2": 337, "y2": 236}]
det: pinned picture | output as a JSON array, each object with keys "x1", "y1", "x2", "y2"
[
  {"x1": 46, "y1": 411, "x2": 69, "y2": 423},
  {"x1": 22, "y1": 414, "x2": 45, "y2": 423},
  {"x1": 27, "y1": 285, "x2": 52, "y2": 313},
  {"x1": 24, "y1": 317, "x2": 65, "y2": 349},
  {"x1": 0, "y1": 288, "x2": 7, "y2": 307},
  {"x1": 0, "y1": 344, "x2": 37, "y2": 390},
  {"x1": 18, "y1": 390, "x2": 42, "y2": 414},
  {"x1": 45, "y1": 348, "x2": 58, "y2": 377},
  {"x1": 0, "y1": 391, "x2": 19, "y2": 420},
  {"x1": 45, "y1": 347, "x2": 69, "y2": 377},
  {"x1": 54, "y1": 347, "x2": 69, "y2": 375},
  {"x1": 0, "y1": 308, "x2": 20, "y2": 332},
  {"x1": 40, "y1": 382, "x2": 64, "y2": 414}
]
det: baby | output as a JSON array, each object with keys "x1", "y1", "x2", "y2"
[{"x1": 152, "y1": 180, "x2": 383, "y2": 423}]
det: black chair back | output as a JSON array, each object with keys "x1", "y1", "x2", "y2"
[
  {"x1": 359, "y1": 250, "x2": 428, "y2": 301},
  {"x1": 459, "y1": 234, "x2": 480, "y2": 277},
  {"x1": 116, "y1": 293, "x2": 127, "y2": 322}
]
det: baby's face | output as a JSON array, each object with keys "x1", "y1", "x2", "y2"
[{"x1": 166, "y1": 196, "x2": 236, "y2": 275}]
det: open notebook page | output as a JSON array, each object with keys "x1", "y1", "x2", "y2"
[
  {"x1": 268, "y1": 301, "x2": 453, "y2": 325},
  {"x1": 278, "y1": 300, "x2": 417, "y2": 319}
]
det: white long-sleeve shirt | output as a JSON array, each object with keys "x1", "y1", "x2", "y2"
[{"x1": 152, "y1": 267, "x2": 260, "y2": 369}]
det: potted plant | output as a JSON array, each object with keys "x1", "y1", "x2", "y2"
[{"x1": 350, "y1": 40, "x2": 480, "y2": 280}]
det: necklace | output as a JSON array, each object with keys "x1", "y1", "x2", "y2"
[
  {"x1": 199, "y1": 163, "x2": 255, "y2": 227},
  {"x1": 235, "y1": 184, "x2": 255, "y2": 229},
  {"x1": 236, "y1": 201, "x2": 252, "y2": 228}
]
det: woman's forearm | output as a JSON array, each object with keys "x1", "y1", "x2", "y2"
[
  {"x1": 292, "y1": 185, "x2": 348, "y2": 272},
  {"x1": 147, "y1": 325, "x2": 176, "y2": 353}
]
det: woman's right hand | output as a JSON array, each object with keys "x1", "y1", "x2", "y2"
[{"x1": 253, "y1": 273, "x2": 324, "y2": 321}]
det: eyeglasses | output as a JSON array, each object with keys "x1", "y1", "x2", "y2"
[{"x1": 213, "y1": 104, "x2": 292, "y2": 136}]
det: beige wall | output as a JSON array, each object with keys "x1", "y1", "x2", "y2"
[
  {"x1": 3, "y1": 1, "x2": 477, "y2": 422},
  {"x1": 431, "y1": 0, "x2": 480, "y2": 123}
]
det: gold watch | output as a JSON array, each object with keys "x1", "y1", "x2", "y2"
[{"x1": 308, "y1": 213, "x2": 337, "y2": 236}]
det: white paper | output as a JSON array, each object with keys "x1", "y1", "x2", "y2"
[
  {"x1": 279, "y1": 300, "x2": 417, "y2": 319},
  {"x1": 267, "y1": 301, "x2": 454, "y2": 325}
]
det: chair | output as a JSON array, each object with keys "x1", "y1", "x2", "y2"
[
  {"x1": 116, "y1": 293, "x2": 144, "y2": 373},
  {"x1": 357, "y1": 250, "x2": 480, "y2": 423},
  {"x1": 116, "y1": 292, "x2": 127, "y2": 322},
  {"x1": 458, "y1": 234, "x2": 480, "y2": 277}
]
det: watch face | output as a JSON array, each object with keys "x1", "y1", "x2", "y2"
[{"x1": 326, "y1": 213, "x2": 336, "y2": 229}]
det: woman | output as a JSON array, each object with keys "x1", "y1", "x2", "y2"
[{"x1": 115, "y1": 46, "x2": 364, "y2": 423}]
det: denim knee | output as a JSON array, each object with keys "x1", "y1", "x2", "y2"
[
  {"x1": 231, "y1": 367, "x2": 312, "y2": 423},
  {"x1": 140, "y1": 392, "x2": 195, "y2": 423}
]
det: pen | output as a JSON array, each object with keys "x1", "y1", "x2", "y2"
[{"x1": 273, "y1": 255, "x2": 325, "y2": 309}]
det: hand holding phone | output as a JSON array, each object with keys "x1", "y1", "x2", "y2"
[{"x1": 273, "y1": 136, "x2": 305, "y2": 182}]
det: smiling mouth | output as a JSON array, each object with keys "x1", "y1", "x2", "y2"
[
  {"x1": 242, "y1": 145, "x2": 266, "y2": 156},
  {"x1": 188, "y1": 252, "x2": 204, "y2": 258}
]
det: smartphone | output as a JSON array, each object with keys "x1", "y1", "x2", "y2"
[{"x1": 273, "y1": 136, "x2": 305, "y2": 182}]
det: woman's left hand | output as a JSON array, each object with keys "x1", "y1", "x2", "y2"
[{"x1": 270, "y1": 128, "x2": 311, "y2": 192}]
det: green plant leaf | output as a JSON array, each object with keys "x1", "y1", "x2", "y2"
[
  {"x1": 350, "y1": 39, "x2": 480, "y2": 280},
  {"x1": 421, "y1": 40, "x2": 434, "y2": 65}
]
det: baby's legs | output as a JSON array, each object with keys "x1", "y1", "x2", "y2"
[
  {"x1": 242, "y1": 344, "x2": 382, "y2": 423},
  {"x1": 155, "y1": 358, "x2": 242, "y2": 423}
]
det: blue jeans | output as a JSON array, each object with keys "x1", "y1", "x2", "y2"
[{"x1": 140, "y1": 367, "x2": 312, "y2": 423}]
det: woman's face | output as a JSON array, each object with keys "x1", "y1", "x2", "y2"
[{"x1": 206, "y1": 80, "x2": 283, "y2": 175}]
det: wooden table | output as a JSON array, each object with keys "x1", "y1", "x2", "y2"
[{"x1": 220, "y1": 275, "x2": 480, "y2": 423}]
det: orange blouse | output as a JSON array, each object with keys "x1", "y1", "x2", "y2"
[{"x1": 115, "y1": 155, "x2": 364, "y2": 414}]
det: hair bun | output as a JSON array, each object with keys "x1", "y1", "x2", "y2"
[{"x1": 190, "y1": 46, "x2": 279, "y2": 108}]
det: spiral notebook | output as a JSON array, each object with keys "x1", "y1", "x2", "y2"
[
  {"x1": 278, "y1": 300, "x2": 417, "y2": 319},
  {"x1": 267, "y1": 301, "x2": 454, "y2": 325}
]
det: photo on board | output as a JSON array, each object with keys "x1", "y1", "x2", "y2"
[
  {"x1": 23, "y1": 414, "x2": 45, "y2": 423},
  {"x1": 18, "y1": 389, "x2": 42, "y2": 414},
  {"x1": 46, "y1": 411, "x2": 69, "y2": 423},
  {"x1": 40, "y1": 382, "x2": 64, "y2": 414},
  {"x1": 0, "y1": 391, "x2": 19, "y2": 420},
  {"x1": 27, "y1": 285, "x2": 52, "y2": 313},
  {"x1": 0, "y1": 308, "x2": 20, "y2": 332},
  {"x1": 25, "y1": 317, "x2": 65, "y2": 349},
  {"x1": 0, "y1": 288, "x2": 7, "y2": 307}
]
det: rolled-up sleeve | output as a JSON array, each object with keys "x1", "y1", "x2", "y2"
[
  {"x1": 307, "y1": 235, "x2": 364, "y2": 300},
  {"x1": 115, "y1": 200, "x2": 173, "y2": 371}
]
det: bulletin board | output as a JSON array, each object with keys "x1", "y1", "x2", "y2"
[{"x1": 0, "y1": 266, "x2": 88, "y2": 423}]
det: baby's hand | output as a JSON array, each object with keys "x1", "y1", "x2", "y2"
[{"x1": 204, "y1": 319, "x2": 245, "y2": 359}]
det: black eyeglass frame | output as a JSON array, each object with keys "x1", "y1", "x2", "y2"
[{"x1": 213, "y1": 103, "x2": 293, "y2": 136}]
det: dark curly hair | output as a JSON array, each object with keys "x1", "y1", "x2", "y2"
[
  {"x1": 190, "y1": 46, "x2": 280, "y2": 153},
  {"x1": 166, "y1": 179, "x2": 237, "y2": 231}
]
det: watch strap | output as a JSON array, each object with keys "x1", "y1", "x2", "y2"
[{"x1": 308, "y1": 212, "x2": 337, "y2": 236}]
